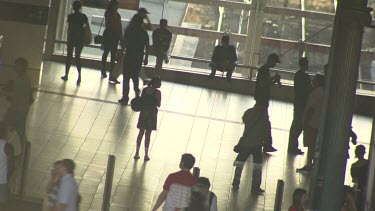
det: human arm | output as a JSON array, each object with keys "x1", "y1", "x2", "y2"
[
  {"x1": 53, "y1": 180, "x2": 73, "y2": 211},
  {"x1": 350, "y1": 129, "x2": 357, "y2": 145},
  {"x1": 152, "y1": 190, "x2": 168, "y2": 211},
  {"x1": 144, "y1": 15, "x2": 152, "y2": 30},
  {"x1": 155, "y1": 90, "x2": 161, "y2": 107},
  {"x1": 210, "y1": 194, "x2": 218, "y2": 211},
  {"x1": 4, "y1": 143, "x2": 14, "y2": 181},
  {"x1": 144, "y1": 32, "x2": 150, "y2": 65},
  {"x1": 210, "y1": 46, "x2": 219, "y2": 66}
]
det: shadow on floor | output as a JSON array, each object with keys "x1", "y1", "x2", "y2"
[{"x1": 4, "y1": 199, "x2": 42, "y2": 211}]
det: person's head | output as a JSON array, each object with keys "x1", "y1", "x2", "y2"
[
  {"x1": 129, "y1": 14, "x2": 144, "y2": 29},
  {"x1": 59, "y1": 159, "x2": 76, "y2": 176},
  {"x1": 312, "y1": 74, "x2": 325, "y2": 88},
  {"x1": 197, "y1": 177, "x2": 211, "y2": 189},
  {"x1": 189, "y1": 183, "x2": 209, "y2": 211},
  {"x1": 72, "y1": 0, "x2": 82, "y2": 12},
  {"x1": 221, "y1": 35, "x2": 230, "y2": 46},
  {"x1": 266, "y1": 53, "x2": 281, "y2": 68},
  {"x1": 138, "y1": 7, "x2": 150, "y2": 18},
  {"x1": 0, "y1": 122, "x2": 7, "y2": 140},
  {"x1": 292, "y1": 188, "x2": 308, "y2": 210},
  {"x1": 299, "y1": 57, "x2": 309, "y2": 71},
  {"x1": 179, "y1": 153, "x2": 195, "y2": 170},
  {"x1": 14, "y1": 57, "x2": 28, "y2": 75},
  {"x1": 106, "y1": 0, "x2": 118, "y2": 12},
  {"x1": 148, "y1": 76, "x2": 162, "y2": 88},
  {"x1": 159, "y1": 19, "x2": 168, "y2": 28},
  {"x1": 355, "y1": 145, "x2": 366, "y2": 159},
  {"x1": 51, "y1": 160, "x2": 64, "y2": 178}
]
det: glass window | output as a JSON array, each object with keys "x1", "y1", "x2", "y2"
[
  {"x1": 305, "y1": 0, "x2": 335, "y2": 13},
  {"x1": 305, "y1": 18, "x2": 333, "y2": 45},
  {"x1": 262, "y1": 13, "x2": 302, "y2": 41}
]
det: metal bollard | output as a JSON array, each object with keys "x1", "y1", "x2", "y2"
[
  {"x1": 102, "y1": 155, "x2": 116, "y2": 211},
  {"x1": 274, "y1": 179, "x2": 285, "y2": 211},
  {"x1": 193, "y1": 167, "x2": 200, "y2": 179},
  {"x1": 19, "y1": 141, "x2": 31, "y2": 199}
]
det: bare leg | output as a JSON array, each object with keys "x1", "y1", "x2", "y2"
[
  {"x1": 144, "y1": 130, "x2": 152, "y2": 161},
  {"x1": 135, "y1": 129, "x2": 145, "y2": 159}
]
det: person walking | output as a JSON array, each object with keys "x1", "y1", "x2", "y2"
[
  {"x1": 61, "y1": 0, "x2": 89, "y2": 85},
  {"x1": 1, "y1": 58, "x2": 33, "y2": 153},
  {"x1": 152, "y1": 19, "x2": 172, "y2": 73},
  {"x1": 208, "y1": 35, "x2": 237, "y2": 81},
  {"x1": 232, "y1": 103, "x2": 268, "y2": 194},
  {"x1": 53, "y1": 159, "x2": 78, "y2": 211},
  {"x1": 297, "y1": 74, "x2": 325, "y2": 173},
  {"x1": 43, "y1": 160, "x2": 63, "y2": 211},
  {"x1": 351, "y1": 145, "x2": 369, "y2": 211},
  {"x1": 134, "y1": 77, "x2": 161, "y2": 161},
  {"x1": 254, "y1": 53, "x2": 281, "y2": 152},
  {"x1": 101, "y1": 0, "x2": 122, "y2": 83},
  {"x1": 118, "y1": 14, "x2": 150, "y2": 105},
  {"x1": 0, "y1": 124, "x2": 14, "y2": 210},
  {"x1": 152, "y1": 154, "x2": 196, "y2": 211},
  {"x1": 288, "y1": 57, "x2": 311, "y2": 155},
  {"x1": 195, "y1": 177, "x2": 217, "y2": 211}
]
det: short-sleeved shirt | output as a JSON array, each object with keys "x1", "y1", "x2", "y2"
[
  {"x1": 67, "y1": 12, "x2": 88, "y2": 44},
  {"x1": 304, "y1": 86, "x2": 324, "y2": 128},
  {"x1": 124, "y1": 27, "x2": 149, "y2": 58},
  {"x1": 152, "y1": 28, "x2": 172, "y2": 52},
  {"x1": 57, "y1": 174, "x2": 78, "y2": 211},
  {"x1": 254, "y1": 65, "x2": 271, "y2": 104},
  {"x1": 162, "y1": 171, "x2": 196, "y2": 211},
  {"x1": 294, "y1": 70, "x2": 311, "y2": 107},
  {"x1": 211, "y1": 45, "x2": 237, "y2": 65}
]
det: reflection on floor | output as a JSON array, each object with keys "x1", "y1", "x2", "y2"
[{"x1": 16, "y1": 62, "x2": 373, "y2": 211}]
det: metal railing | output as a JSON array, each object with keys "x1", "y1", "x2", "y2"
[{"x1": 102, "y1": 154, "x2": 116, "y2": 211}]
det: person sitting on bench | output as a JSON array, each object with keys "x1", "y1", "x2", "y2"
[{"x1": 209, "y1": 35, "x2": 237, "y2": 81}]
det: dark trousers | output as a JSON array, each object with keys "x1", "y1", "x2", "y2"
[
  {"x1": 65, "y1": 43, "x2": 83, "y2": 76},
  {"x1": 101, "y1": 29, "x2": 120, "y2": 76},
  {"x1": 122, "y1": 56, "x2": 142, "y2": 99},
  {"x1": 263, "y1": 105, "x2": 273, "y2": 147},
  {"x1": 210, "y1": 62, "x2": 235, "y2": 79},
  {"x1": 233, "y1": 146, "x2": 263, "y2": 189},
  {"x1": 101, "y1": 47, "x2": 117, "y2": 76},
  {"x1": 288, "y1": 105, "x2": 305, "y2": 152}
]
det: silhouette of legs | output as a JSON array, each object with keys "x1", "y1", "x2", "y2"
[
  {"x1": 134, "y1": 129, "x2": 152, "y2": 161},
  {"x1": 62, "y1": 44, "x2": 74, "y2": 81},
  {"x1": 288, "y1": 106, "x2": 304, "y2": 154},
  {"x1": 75, "y1": 45, "x2": 83, "y2": 84}
]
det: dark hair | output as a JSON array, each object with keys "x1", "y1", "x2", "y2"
[
  {"x1": 181, "y1": 153, "x2": 195, "y2": 169},
  {"x1": 187, "y1": 189, "x2": 207, "y2": 211},
  {"x1": 106, "y1": 0, "x2": 118, "y2": 12},
  {"x1": 292, "y1": 188, "x2": 307, "y2": 209},
  {"x1": 54, "y1": 160, "x2": 63, "y2": 166},
  {"x1": 299, "y1": 57, "x2": 309, "y2": 66},
  {"x1": 160, "y1": 19, "x2": 168, "y2": 26},
  {"x1": 148, "y1": 76, "x2": 161, "y2": 87},
  {"x1": 355, "y1": 145, "x2": 366, "y2": 158},
  {"x1": 197, "y1": 177, "x2": 210, "y2": 189},
  {"x1": 62, "y1": 159, "x2": 76, "y2": 174},
  {"x1": 15, "y1": 57, "x2": 28, "y2": 69},
  {"x1": 72, "y1": 0, "x2": 82, "y2": 11},
  {"x1": 221, "y1": 35, "x2": 230, "y2": 43}
]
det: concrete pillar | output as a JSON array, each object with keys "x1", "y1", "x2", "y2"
[
  {"x1": 243, "y1": 0, "x2": 266, "y2": 66},
  {"x1": 44, "y1": 0, "x2": 61, "y2": 60},
  {"x1": 307, "y1": 0, "x2": 373, "y2": 210}
]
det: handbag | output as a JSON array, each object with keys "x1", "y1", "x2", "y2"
[
  {"x1": 83, "y1": 25, "x2": 92, "y2": 46},
  {"x1": 233, "y1": 137, "x2": 245, "y2": 153},
  {"x1": 130, "y1": 96, "x2": 143, "y2": 112},
  {"x1": 94, "y1": 15, "x2": 105, "y2": 44}
]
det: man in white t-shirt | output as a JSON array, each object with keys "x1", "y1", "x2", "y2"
[
  {"x1": 53, "y1": 159, "x2": 78, "y2": 211},
  {"x1": 0, "y1": 123, "x2": 14, "y2": 209}
]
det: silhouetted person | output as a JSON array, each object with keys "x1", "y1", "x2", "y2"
[
  {"x1": 232, "y1": 103, "x2": 268, "y2": 194},
  {"x1": 101, "y1": 0, "x2": 122, "y2": 83},
  {"x1": 118, "y1": 14, "x2": 150, "y2": 105},
  {"x1": 288, "y1": 188, "x2": 308, "y2": 211},
  {"x1": 297, "y1": 74, "x2": 325, "y2": 173},
  {"x1": 53, "y1": 159, "x2": 78, "y2": 211},
  {"x1": 152, "y1": 19, "x2": 172, "y2": 72},
  {"x1": 2, "y1": 58, "x2": 33, "y2": 152},
  {"x1": 0, "y1": 124, "x2": 14, "y2": 210},
  {"x1": 138, "y1": 7, "x2": 152, "y2": 30},
  {"x1": 351, "y1": 145, "x2": 368, "y2": 211},
  {"x1": 288, "y1": 57, "x2": 311, "y2": 155},
  {"x1": 254, "y1": 53, "x2": 281, "y2": 152},
  {"x1": 209, "y1": 35, "x2": 237, "y2": 81},
  {"x1": 61, "y1": 0, "x2": 89, "y2": 85},
  {"x1": 152, "y1": 154, "x2": 196, "y2": 211},
  {"x1": 134, "y1": 77, "x2": 161, "y2": 161}
]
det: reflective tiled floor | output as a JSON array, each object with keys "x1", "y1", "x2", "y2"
[{"x1": 2, "y1": 62, "x2": 372, "y2": 211}]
